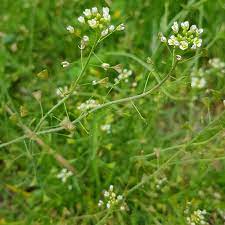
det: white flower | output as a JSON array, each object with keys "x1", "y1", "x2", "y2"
[
  {"x1": 61, "y1": 61, "x2": 70, "y2": 68},
  {"x1": 91, "y1": 7, "x2": 98, "y2": 14},
  {"x1": 83, "y1": 9, "x2": 92, "y2": 17},
  {"x1": 196, "y1": 28, "x2": 203, "y2": 34},
  {"x1": 191, "y1": 77, "x2": 206, "y2": 88},
  {"x1": 98, "y1": 200, "x2": 103, "y2": 207},
  {"x1": 82, "y1": 35, "x2": 89, "y2": 42},
  {"x1": 117, "y1": 23, "x2": 125, "y2": 31},
  {"x1": 101, "y1": 28, "x2": 109, "y2": 37},
  {"x1": 106, "y1": 202, "x2": 111, "y2": 208},
  {"x1": 104, "y1": 191, "x2": 109, "y2": 197},
  {"x1": 109, "y1": 185, "x2": 114, "y2": 191},
  {"x1": 102, "y1": 7, "x2": 110, "y2": 21},
  {"x1": 101, "y1": 63, "x2": 110, "y2": 70},
  {"x1": 191, "y1": 44, "x2": 197, "y2": 50},
  {"x1": 98, "y1": 185, "x2": 127, "y2": 211},
  {"x1": 88, "y1": 19, "x2": 98, "y2": 28},
  {"x1": 78, "y1": 16, "x2": 85, "y2": 23},
  {"x1": 102, "y1": 7, "x2": 110, "y2": 16},
  {"x1": 193, "y1": 38, "x2": 202, "y2": 47},
  {"x1": 181, "y1": 21, "x2": 189, "y2": 30},
  {"x1": 77, "y1": 99, "x2": 100, "y2": 111},
  {"x1": 56, "y1": 168, "x2": 73, "y2": 183},
  {"x1": 101, "y1": 124, "x2": 111, "y2": 133},
  {"x1": 223, "y1": 100, "x2": 225, "y2": 106},
  {"x1": 109, "y1": 25, "x2": 115, "y2": 32},
  {"x1": 172, "y1": 21, "x2": 179, "y2": 33},
  {"x1": 176, "y1": 55, "x2": 182, "y2": 61},
  {"x1": 199, "y1": 78, "x2": 206, "y2": 88},
  {"x1": 160, "y1": 36, "x2": 167, "y2": 43},
  {"x1": 168, "y1": 35, "x2": 179, "y2": 46},
  {"x1": 190, "y1": 25, "x2": 197, "y2": 32},
  {"x1": 66, "y1": 25, "x2": 74, "y2": 33},
  {"x1": 179, "y1": 41, "x2": 188, "y2": 50}
]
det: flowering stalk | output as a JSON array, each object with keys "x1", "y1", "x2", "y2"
[{"x1": 34, "y1": 35, "x2": 99, "y2": 132}]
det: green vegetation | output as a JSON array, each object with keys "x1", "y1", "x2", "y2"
[{"x1": 0, "y1": 0, "x2": 225, "y2": 224}]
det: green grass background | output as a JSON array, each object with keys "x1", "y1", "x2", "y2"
[{"x1": 0, "y1": 0, "x2": 225, "y2": 224}]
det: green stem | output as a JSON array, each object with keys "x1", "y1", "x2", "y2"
[{"x1": 34, "y1": 36, "x2": 99, "y2": 132}]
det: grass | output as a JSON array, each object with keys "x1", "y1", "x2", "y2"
[{"x1": 0, "y1": 0, "x2": 225, "y2": 224}]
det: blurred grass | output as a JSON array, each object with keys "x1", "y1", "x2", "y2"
[{"x1": 0, "y1": 0, "x2": 225, "y2": 224}]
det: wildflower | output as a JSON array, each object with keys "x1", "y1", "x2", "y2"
[
  {"x1": 91, "y1": 7, "x2": 98, "y2": 14},
  {"x1": 101, "y1": 63, "x2": 110, "y2": 70},
  {"x1": 66, "y1": 25, "x2": 74, "y2": 33},
  {"x1": 179, "y1": 40, "x2": 188, "y2": 50},
  {"x1": 181, "y1": 21, "x2": 189, "y2": 30},
  {"x1": 82, "y1": 35, "x2": 89, "y2": 42},
  {"x1": 92, "y1": 80, "x2": 98, "y2": 85},
  {"x1": 109, "y1": 25, "x2": 115, "y2": 32},
  {"x1": 160, "y1": 36, "x2": 167, "y2": 43},
  {"x1": 101, "y1": 28, "x2": 109, "y2": 37},
  {"x1": 102, "y1": 7, "x2": 110, "y2": 21},
  {"x1": 161, "y1": 21, "x2": 203, "y2": 51},
  {"x1": 61, "y1": 61, "x2": 70, "y2": 68},
  {"x1": 80, "y1": 35, "x2": 89, "y2": 49},
  {"x1": 208, "y1": 58, "x2": 225, "y2": 72},
  {"x1": 185, "y1": 207, "x2": 209, "y2": 225},
  {"x1": 106, "y1": 202, "x2": 111, "y2": 208},
  {"x1": 176, "y1": 55, "x2": 182, "y2": 61},
  {"x1": 117, "y1": 23, "x2": 125, "y2": 31},
  {"x1": 190, "y1": 25, "x2": 197, "y2": 32},
  {"x1": 223, "y1": 100, "x2": 225, "y2": 106},
  {"x1": 98, "y1": 185, "x2": 127, "y2": 211},
  {"x1": 77, "y1": 6, "x2": 124, "y2": 39},
  {"x1": 191, "y1": 77, "x2": 206, "y2": 89},
  {"x1": 83, "y1": 9, "x2": 92, "y2": 17},
  {"x1": 77, "y1": 99, "x2": 100, "y2": 111},
  {"x1": 56, "y1": 86, "x2": 69, "y2": 98},
  {"x1": 132, "y1": 82, "x2": 137, "y2": 87},
  {"x1": 114, "y1": 68, "x2": 133, "y2": 84},
  {"x1": 78, "y1": 16, "x2": 85, "y2": 23},
  {"x1": 196, "y1": 28, "x2": 203, "y2": 34},
  {"x1": 57, "y1": 168, "x2": 73, "y2": 183},
  {"x1": 101, "y1": 124, "x2": 111, "y2": 134},
  {"x1": 172, "y1": 21, "x2": 179, "y2": 33},
  {"x1": 155, "y1": 177, "x2": 167, "y2": 190},
  {"x1": 102, "y1": 7, "x2": 110, "y2": 16},
  {"x1": 98, "y1": 200, "x2": 103, "y2": 207},
  {"x1": 168, "y1": 35, "x2": 179, "y2": 46},
  {"x1": 88, "y1": 18, "x2": 98, "y2": 28}
]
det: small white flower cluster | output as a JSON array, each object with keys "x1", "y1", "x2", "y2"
[
  {"x1": 184, "y1": 202, "x2": 209, "y2": 225},
  {"x1": 186, "y1": 210, "x2": 208, "y2": 225},
  {"x1": 191, "y1": 68, "x2": 206, "y2": 89},
  {"x1": 160, "y1": 21, "x2": 203, "y2": 50},
  {"x1": 155, "y1": 177, "x2": 167, "y2": 190},
  {"x1": 208, "y1": 58, "x2": 225, "y2": 73},
  {"x1": 98, "y1": 185, "x2": 127, "y2": 211},
  {"x1": 101, "y1": 62, "x2": 110, "y2": 70},
  {"x1": 80, "y1": 35, "x2": 90, "y2": 49},
  {"x1": 57, "y1": 168, "x2": 73, "y2": 183},
  {"x1": 66, "y1": 25, "x2": 74, "y2": 34},
  {"x1": 56, "y1": 86, "x2": 70, "y2": 98},
  {"x1": 77, "y1": 99, "x2": 100, "y2": 111},
  {"x1": 61, "y1": 61, "x2": 70, "y2": 68},
  {"x1": 114, "y1": 69, "x2": 133, "y2": 84},
  {"x1": 77, "y1": 7, "x2": 125, "y2": 37},
  {"x1": 100, "y1": 124, "x2": 111, "y2": 134}
]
